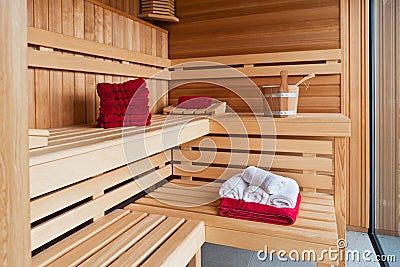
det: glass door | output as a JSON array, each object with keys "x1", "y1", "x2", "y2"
[{"x1": 372, "y1": 0, "x2": 400, "y2": 264}]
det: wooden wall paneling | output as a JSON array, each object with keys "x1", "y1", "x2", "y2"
[
  {"x1": 169, "y1": 74, "x2": 341, "y2": 113},
  {"x1": 160, "y1": 0, "x2": 340, "y2": 59},
  {"x1": 340, "y1": 0, "x2": 370, "y2": 230},
  {"x1": 141, "y1": 24, "x2": 152, "y2": 56},
  {"x1": 34, "y1": 0, "x2": 51, "y2": 129},
  {"x1": 28, "y1": 0, "x2": 34, "y2": 27},
  {"x1": 74, "y1": 0, "x2": 86, "y2": 125},
  {"x1": 103, "y1": 8, "x2": 114, "y2": 87},
  {"x1": 61, "y1": 0, "x2": 75, "y2": 126},
  {"x1": 28, "y1": 0, "x2": 169, "y2": 128},
  {"x1": 27, "y1": 0, "x2": 35, "y2": 127},
  {"x1": 27, "y1": 68, "x2": 36, "y2": 128},
  {"x1": 0, "y1": 0, "x2": 30, "y2": 265},
  {"x1": 126, "y1": 19, "x2": 134, "y2": 51},
  {"x1": 132, "y1": 21, "x2": 141, "y2": 53},
  {"x1": 373, "y1": 0, "x2": 399, "y2": 235},
  {"x1": 94, "y1": 5, "x2": 105, "y2": 120},
  {"x1": 96, "y1": 0, "x2": 140, "y2": 17},
  {"x1": 112, "y1": 13, "x2": 121, "y2": 48},
  {"x1": 49, "y1": 0, "x2": 64, "y2": 128},
  {"x1": 84, "y1": 1, "x2": 96, "y2": 123}
]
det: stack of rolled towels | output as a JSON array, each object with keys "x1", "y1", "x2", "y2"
[
  {"x1": 97, "y1": 78, "x2": 151, "y2": 129},
  {"x1": 218, "y1": 166, "x2": 301, "y2": 225}
]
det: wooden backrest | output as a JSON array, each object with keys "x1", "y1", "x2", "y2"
[
  {"x1": 173, "y1": 113, "x2": 349, "y2": 195},
  {"x1": 174, "y1": 136, "x2": 334, "y2": 193},
  {"x1": 27, "y1": 0, "x2": 170, "y2": 129},
  {"x1": 168, "y1": 49, "x2": 341, "y2": 113}
]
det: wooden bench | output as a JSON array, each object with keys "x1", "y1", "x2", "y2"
[
  {"x1": 127, "y1": 113, "x2": 350, "y2": 267},
  {"x1": 29, "y1": 115, "x2": 209, "y2": 266},
  {"x1": 30, "y1": 113, "x2": 349, "y2": 266},
  {"x1": 33, "y1": 209, "x2": 204, "y2": 267}
]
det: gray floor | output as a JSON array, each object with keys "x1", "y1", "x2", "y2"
[
  {"x1": 201, "y1": 231, "x2": 381, "y2": 267},
  {"x1": 377, "y1": 234, "x2": 400, "y2": 267}
]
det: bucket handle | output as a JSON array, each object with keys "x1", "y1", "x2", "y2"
[{"x1": 295, "y1": 73, "x2": 315, "y2": 87}]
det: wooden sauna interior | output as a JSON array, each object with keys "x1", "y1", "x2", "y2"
[{"x1": 1, "y1": 0, "x2": 370, "y2": 265}]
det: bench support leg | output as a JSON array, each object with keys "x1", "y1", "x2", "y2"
[
  {"x1": 188, "y1": 250, "x2": 201, "y2": 267},
  {"x1": 316, "y1": 263, "x2": 331, "y2": 267}
]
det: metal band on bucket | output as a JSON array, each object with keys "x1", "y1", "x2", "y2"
[
  {"x1": 264, "y1": 92, "x2": 298, "y2": 98},
  {"x1": 271, "y1": 110, "x2": 297, "y2": 116}
]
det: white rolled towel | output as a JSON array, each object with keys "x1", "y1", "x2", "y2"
[
  {"x1": 243, "y1": 185, "x2": 270, "y2": 204},
  {"x1": 241, "y1": 166, "x2": 285, "y2": 194},
  {"x1": 219, "y1": 174, "x2": 247, "y2": 200},
  {"x1": 267, "y1": 178, "x2": 300, "y2": 208}
]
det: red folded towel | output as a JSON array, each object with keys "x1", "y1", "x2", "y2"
[
  {"x1": 118, "y1": 99, "x2": 125, "y2": 106},
  {"x1": 123, "y1": 78, "x2": 146, "y2": 90},
  {"x1": 99, "y1": 115, "x2": 118, "y2": 124},
  {"x1": 125, "y1": 105, "x2": 149, "y2": 115},
  {"x1": 100, "y1": 92, "x2": 116, "y2": 100},
  {"x1": 129, "y1": 97, "x2": 149, "y2": 106},
  {"x1": 218, "y1": 194, "x2": 301, "y2": 226},
  {"x1": 177, "y1": 96, "x2": 212, "y2": 109},
  {"x1": 99, "y1": 122, "x2": 121, "y2": 129},
  {"x1": 100, "y1": 106, "x2": 116, "y2": 115},
  {"x1": 101, "y1": 100, "x2": 118, "y2": 106},
  {"x1": 124, "y1": 113, "x2": 152, "y2": 122},
  {"x1": 97, "y1": 83, "x2": 113, "y2": 95},
  {"x1": 126, "y1": 87, "x2": 149, "y2": 98}
]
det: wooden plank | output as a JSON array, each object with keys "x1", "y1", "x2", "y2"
[
  {"x1": 334, "y1": 137, "x2": 346, "y2": 242},
  {"x1": 84, "y1": 1, "x2": 96, "y2": 124},
  {"x1": 27, "y1": 68, "x2": 36, "y2": 128},
  {"x1": 30, "y1": 152, "x2": 169, "y2": 222},
  {"x1": 32, "y1": 209, "x2": 129, "y2": 266},
  {"x1": 127, "y1": 203, "x2": 338, "y2": 246},
  {"x1": 72, "y1": 0, "x2": 86, "y2": 125},
  {"x1": 61, "y1": 0, "x2": 75, "y2": 126},
  {"x1": 0, "y1": 1, "x2": 30, "y2": 265},
  {"x1": 48, "y1": 0, "x2": 63, "y2": 128},
  {"x1": 30, "y1": 167, "x2": 170, "y2": 250},
  {"x1": 181, "y1": 136, "x2": 333, "y2": 154},
  {"x1": 170, "y1": 63, "x2": 341, "y2": 80},
  {"x1": 34, "y1": 69, "x2": 51, "y2": 128},
  {"x1": 173, "y1": 149, "x2": 333, "y2": 172},
  {"x1": 94, "y1": 4, "x2": 105, "y2": 121},
  {"x1": 28, "y1": 49, "x2": 170, "y2": 80},
  {"x1": 109, "y1": 217, "x2": 185, "y2": 267},
  {"x1": 28, "y1": 27, "x2": 171, "y2": 67},
  {"x1": 173, "y1": 165, "x2": 333, "y2": 190},
  {"x1": 209, "y1": 113, "x2": 350, "y2": 137},
  {"x1": 80, "y1": 214, "x2": 166, "y2": 266},
  {"x1": 47, "y1": 211, "x2": 147, "y2": 266},
  {"x1": 142, "y1": 221, "x2": 205, "y2": 267},
  {"x1": 172, "y1": 49, "x2": 341, "y2": 66},
  {"x1": 28, "y1": 122, "x2": 206, "y2": 199}
]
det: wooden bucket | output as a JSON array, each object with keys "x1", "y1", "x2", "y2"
[{"x1": 263, "y1": 85, "x2": 299, "y2": 117}]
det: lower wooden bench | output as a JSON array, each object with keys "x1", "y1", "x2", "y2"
[
  {"x1": 127, "y1": 179, "x2": 342, "y2": 266},
  {"x1": 32, "y1": 209, "x2": 205, "y2": 267}
]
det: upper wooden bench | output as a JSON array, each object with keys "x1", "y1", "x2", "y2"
[{"x1": 30, "y1": 115, "x2": 209, "y2": 252}]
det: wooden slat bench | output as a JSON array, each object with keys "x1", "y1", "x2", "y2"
[
  {"x1": 33, "y1": 209, "x2": 204, "y2": 267},
  {"x1": 30, "y1": 113, "x2": 349, "y2": 267},
  {"x1": 29, "y1": 115, "x2": 209, "y2": 266}
]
